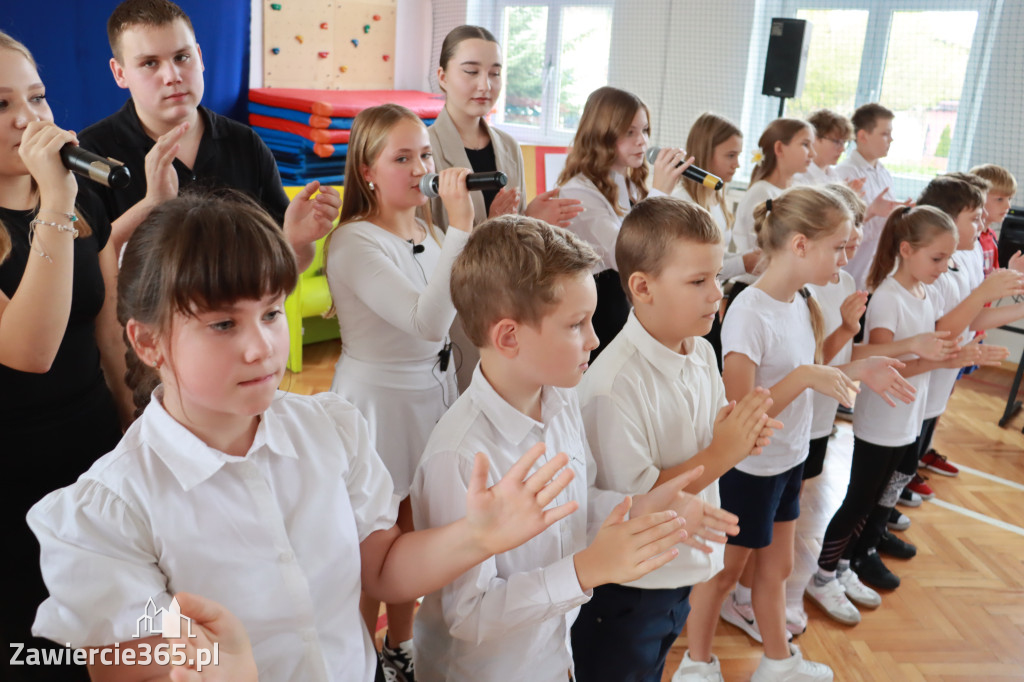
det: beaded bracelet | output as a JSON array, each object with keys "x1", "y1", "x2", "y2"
[
  {"x1": 37, "y1": 210, "x2": 78, "y2": 224},
  {"x1": 28, "y1": 218, "x2": 79, "y2": 262}
]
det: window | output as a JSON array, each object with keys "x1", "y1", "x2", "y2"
[
  {"x1": 778, "y1": 0, "x2": 995, "y2": 195},
  {"x1": 492, "y1": 1, "x2": 613, "y2": 143}
]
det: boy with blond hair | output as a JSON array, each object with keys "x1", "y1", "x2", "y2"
[
  {"x1": 569, "y1": 197, "x2": 779, "y2": 682},
  {"x1": 410, "y1": 215, "x2": 739, "y2": 682},
  {"x1": 80, "y1": 0, "x2": 338, "y2": 265},
  {"x1": 970, "y1": 164, "x2": 1020, "y2": 275}
]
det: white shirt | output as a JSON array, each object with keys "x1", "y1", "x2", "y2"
[
  {"x1": 836, "y1": 149, "x2": 896, "y2": 290},
  {"x1": 558, "y1": 172, "x2": 666, "y2": 273},
  {"x1": 671, "y1": 188, "x2": 746, "y2": 281},
  {"x1": 924, "y1": 252, "x2": 976, "y2": 419},
  {"x1": 853, "y1": 276, "x2": 943, "y2": 446},
  {"x1": 793, "y1": 162, "x2": 841, "y2": 187},
  {"x1": 721, "y1": 286, "x2": 816, "y2": 475},
  {"x1": 732, "y1": 180, "x2": 784, "y2": 254},
  {"x1": 807, "y1": 271, "x2": 858, "y2": 438},
  {"x1": 578, "y1": 311, "x2": 726, "y2": 589},
  {"x1": 326, "y1": 220, "x2": 469, "y2": 369},
  {"x1": 29, "y1": 390, "x2": 398, "y2": 682},
  {"x1": 410, "y1": 366, "x2": 621, "y2": 682}
]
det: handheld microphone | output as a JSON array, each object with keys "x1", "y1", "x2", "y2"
[
  {"x1": 60, "y1": 145, "x2": 131, "y2": 189},
  {"x1": 419, "y1": 171, "x2": 507, "y2": 198},
  {"x1": 645, "y1": 148, "x2": 723, "y2": 191}
]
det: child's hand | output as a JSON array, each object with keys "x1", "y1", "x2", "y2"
[
  {"x1": 856, "y1": 356, "x2": 916, "y2": 407},
  {"x1": 908, "y1": 330, "x2": 958, "y2": 361},
  {"x1": 18, "y1": 121, "x2": 78, "y2": 208},
  {"x1": 804, "y1": 365, "x2": 859, "y2": 407},
  {"x1": 840, "y1": 290, "x2": 869, "y2": 334},
  {"x1": 975, "y1": 342, "x2": 1010, "y2": 366},
  {"x1": 1008, "y1": 250, "x2": 1024, "y2": 274},
  {"x1": 632, "y1": 466, "x2": 740, "y2": 554},
  {"x1": 487, "y1": 185, "x2": 521, "y2": 219},
  {"x1": 166, "y1": 592, "x2": 257, "y2": 682},
  {"x1": 865, "y1": 187, "x2": 905, "y2": 220},
  {"x1": 438, "y1": 167, "x2": 475, "y2": 232},
  {"x1": 975, "y1": 268, "x2": 1024, "y2": 303},
  {"x1": 143, "y1": 122, "x2": 188, "y2": 207},
  {"x1": 525, "y1": 187, "x2": 584, "y2": 227},
  {"x1": 573, "y1": 498, "x2": 684, "y2": 591},
  {"x1": 465, "y1": 443, "x2": 578, "y2": 557},
  {"x1": 845, "y1": 176, "x2": 867, "y2": 197},
  {"x1": 711, "y1": 387, "x2": 780, "y2": 462},
  {"x1": 650, "y1": 147, "x2": 693, "y2": 195},
  {"x1": 283, "y1": 181, "x2": 343, "y2": 245}
]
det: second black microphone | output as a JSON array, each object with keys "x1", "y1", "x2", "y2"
[
  {"x1": 645, "y1": 148, "x2": 723, "y2": 191},
  {"x1": 419, "y1": 171, "x2": 508, "y2": 199}
]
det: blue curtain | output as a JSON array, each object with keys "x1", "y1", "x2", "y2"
[{"x1": 1, "y1": 0, "x2": 250, "y2": 132}]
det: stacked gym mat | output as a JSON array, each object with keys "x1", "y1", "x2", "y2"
[{"x1": 248, "y1": 88, "x2": 446, "y2": 185}]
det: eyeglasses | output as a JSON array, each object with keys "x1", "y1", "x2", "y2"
[{"x1": 823, "y1": 137, "x2": 848, "y2": 147}]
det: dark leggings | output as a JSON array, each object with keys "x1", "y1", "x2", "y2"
[{"x1": 817, "y1": 437, "x2": 914, "y2": 571}]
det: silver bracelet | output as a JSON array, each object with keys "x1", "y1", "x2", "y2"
[{"x1": 30, "y1": 218, "x2": 79, "y2": 239}]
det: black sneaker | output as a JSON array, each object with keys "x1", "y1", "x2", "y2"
[
  {"x1": 852, "y1": 552, "x2": 900, "y2": 590},
  {"x1": 380, "y1": 638, "x2": 416, "y2": 682},
  {"x1": 887, "y1": 508, "x2": 911, "y2": 531},
  {"x1": 878, "y1": 530, "x2": 917, "y2": 559}
]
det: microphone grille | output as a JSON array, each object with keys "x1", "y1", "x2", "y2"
[
  {"x1": 645, "y1": 148, "x2": 660, "y2": 164},
  {"x1": 419, "y1": 173, "x2": 439, "y2": 198}
]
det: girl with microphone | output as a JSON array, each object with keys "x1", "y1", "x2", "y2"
[
  {"x1": 429, "y1": 24, "x2": 584, "y2": 389},
  {"x1": 557, "y1": 86, "x2": 691, "y2": 357},
  {"x1": 0, "y1": 31, "x2": 131, "y2": 680},
  {"x1": 324, "y1": 103, "x2": 474, "y2": 680}
]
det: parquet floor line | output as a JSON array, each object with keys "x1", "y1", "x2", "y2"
[
  {"x1": 953, "y1": 464, "x2": 1024, "y2": 492},
  {"x1": 930, "y1": 498, "x2": 1024, "y2": 537}
]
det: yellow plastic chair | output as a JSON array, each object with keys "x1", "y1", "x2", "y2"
[{"x1": 284, "y1": 186, "x2": 343, "y2": 372}]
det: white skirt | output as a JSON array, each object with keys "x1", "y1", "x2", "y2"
[{"x1": 331, "y1": 354, "x2": 457, "y2": 498}]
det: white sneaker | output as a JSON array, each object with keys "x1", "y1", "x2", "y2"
[
  {"x1": 672, "y1": 651, "x2": 723, "y2": 682},
  {"x1": 838, "y1": 567, "x2": 882, "y2": 609},
  {"x1": 804, "y1": 575, "x2": 861, "y2": 625},
  {"x1": 720, "y1": 592, "x2": 793, "y2": 643},
  {"x1": 785, "y1": 602, "x2": 808, "y2": 636},
  {"x1": 751, "y1": 644, "x2": 834, "y2": 682}
]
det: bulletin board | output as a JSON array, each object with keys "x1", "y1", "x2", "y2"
[{"x1": 263, "y1": 0, "x2": 397, "y2": 90}]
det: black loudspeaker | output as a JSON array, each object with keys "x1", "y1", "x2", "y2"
[
  {"x1": 998, "y1": 207, "x2": 1024, "y2": 268},
  {"x1": 762, "y1": 18, "x2": 811, "y2": 99}
]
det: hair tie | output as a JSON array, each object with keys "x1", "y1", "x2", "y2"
[{"x1": 765, "y1": 198, "x2": 773, "y2": 213}]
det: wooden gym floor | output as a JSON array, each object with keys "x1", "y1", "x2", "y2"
[{"x1": 282, "y1": 340, "x2": 1024, "y2": 682}]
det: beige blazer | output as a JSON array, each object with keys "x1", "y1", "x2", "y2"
[{"x1": 427, "y1": 106, "x2": 528, "y2": 228}]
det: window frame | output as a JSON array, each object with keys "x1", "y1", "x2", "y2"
[
  {"x1": 487, "y1": 0, "x2": 614, "y2": 145},
  {"x1": 775, "y1": 0, "x2": 999, "y2": 197}
]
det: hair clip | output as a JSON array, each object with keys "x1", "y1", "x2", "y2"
[
  {"x1": 765, "y1": 198, "x2": 773, "y2": 213},
  {"x1": 751, "y1": 150, "x2": 764, "y2": 164}
]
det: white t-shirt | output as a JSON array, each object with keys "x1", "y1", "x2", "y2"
[
  {"x1": 793, "y1": 162, "x2": 841, "y2": 187},
  {"x1": 836, "y1": 149, "x2": 896, "y2": 290},
  {"x1": 853, "y1": 276, "x2": 944, "y2": 446},
  {"x1": 807, "y1": 270, "x2": 858, "y2": 438},
  {"x1": 924, "y1": 252, "x2": 976, "y2": 419},
  {"x1": 411, "y1": 367, "x2": 621, "y2": 682},
  {"x1": 721, "y1": 285, "x2": 817, "y2": 476},
  {"x1": 578, "y1": 311, "x2": 726, "y2": 589},
  {"x1": 732, "y1": 180, "x2": 784, "y2": 254},
  {"x1": 29, "y1": 390, "x2": 398, "y2": 682}
]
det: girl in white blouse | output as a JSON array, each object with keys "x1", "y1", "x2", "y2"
[
  {"x1": 324, "y1": 104, "x2": 475, "y2": 671},
  {"x1": 557, "y1": 86, "x2": 690, "y2": 357}
]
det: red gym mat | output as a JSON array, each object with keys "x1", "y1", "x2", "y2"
[
  {"x1": 249, "y1": 114, "x2": 351, "y2": 143},
  {"x1": 249, "y1": 89, "x2": 446, "y2": 118}
]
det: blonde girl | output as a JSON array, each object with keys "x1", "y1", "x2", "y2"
[{"x1": 557, "y1": 86, "x2": 690, "y2": 356}]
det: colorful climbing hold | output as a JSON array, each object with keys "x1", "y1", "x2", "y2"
[
  {"x1": 295, "y1": 35, "x2": 304, "y2": 44},
  {"x1": 373, "y1": 14, "x2": 381, "y2": 21},
  {"x1": 350, "y1": 38, "x2": 359, "y2": 47},
  {"x1": 339, "y1": 66, "x2": 348, "y2": 73},
  {"x1": 363, "y1": 24, "x2": 370, "y2": 33},
  {"x1": 318, "y1": 51, "x2": 329, "y2": 58},
  {"x1": 382, "y1": 54, "x2": 390, "y2": 62},
  {"x1": 270, "y1": 3, "x2": 281, "y2": 10},
  {"x1": 320, "y1": 22, "x2": 328, "y2": 29},
  {"x1": 271, "y1": 47, "x2": 280, "y2": 55}
]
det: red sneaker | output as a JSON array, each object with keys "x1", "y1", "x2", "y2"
[
  {"x1": 906, "y1": 473, "x2": 935, "y2": 500},
  {"x1": 920, "y1": 450, "x2": 959, "y2": 477}
]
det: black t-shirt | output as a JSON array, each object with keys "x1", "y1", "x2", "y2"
[
  {"x1": 0, "y1": 188, "x2": 111, "y2": 416},
  {"x1": 464, "y1": 142, "x2": 499, "y2": 216},
  {"x1": 78, "y1": 99, "x2": 290, "y2": 225}
]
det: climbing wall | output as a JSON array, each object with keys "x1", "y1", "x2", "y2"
[{"x1": 263, "y1": 0, "x2": 397, "y2": 89}]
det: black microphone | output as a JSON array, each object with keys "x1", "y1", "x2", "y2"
[
  {"x1": 409, "y1": 241, "x2": 425, "y2": 254},
  {"x1": 60, "y1": 144, "x2": 131, "y2": 189},
  {"x1": 645, "y1": 148, "x2": 723, "y2": 191},
  {"x1": 418, "y1": 171, "x2": 507, "y2": 198}
]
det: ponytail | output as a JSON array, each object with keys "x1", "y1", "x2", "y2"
[
  {"x1": 866, "y1": 205, "x2": 955, "y2": 291},
  {"x1": 800, "y1": 287, "x2": 825, "y2": 364}
]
